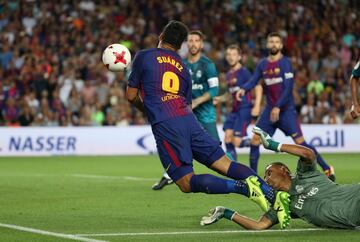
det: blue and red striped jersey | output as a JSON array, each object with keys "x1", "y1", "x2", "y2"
[
  {"x1": 242, "y1": 56, "x2": 295, "y2": 109},
  {"x1": 128, "y1": 48, "x2": 192, "y2": 125},
  {"x1": 226, "y1": 66, "x2": 252, "y2": 112}
]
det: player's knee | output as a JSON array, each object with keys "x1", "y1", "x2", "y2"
[
  {"x1": 294, "y1": 136, "x2": 305, "y2": 144},
  {"x1": 224, "y1": 135, "x2": 232, "y2": 143},
  {"x1": 251, "y1": 135, "x2": 261, "y2": 146},
  {"x1": 175, "y1": 174, "x2": 192, "y2": 193}
]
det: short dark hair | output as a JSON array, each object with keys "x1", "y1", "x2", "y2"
[
  {"x1": 161, "y1": 20, "x2": 189, "y2": 50},
  {"x1": 267, "y1": 32, "x2": 283, "y2": 42},
  {"x1": 266, "y1": 162, "x2": 291, "y2": 174},
  {"x1": 226, "y1": 44, "x2": 241, "y2": 55},
  {"x1": 189, "y1": 30, "x2": 205, "y2": 40}
]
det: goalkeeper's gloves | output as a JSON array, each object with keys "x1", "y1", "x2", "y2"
[{"x1": 253, "y1": 126, "x2": 282, "y2": 152}]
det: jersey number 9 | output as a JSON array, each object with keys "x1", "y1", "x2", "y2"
[{"x1": 162, "y1": 71, "x2": 179, "y2": 94}]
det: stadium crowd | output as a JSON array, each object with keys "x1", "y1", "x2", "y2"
[{"x1": 0, "y1": 0, "x2": 359, "y2": 127}]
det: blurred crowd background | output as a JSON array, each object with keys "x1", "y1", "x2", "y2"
[{"x1": 0, "y1": 0, "x2": 359, "y2": 127}]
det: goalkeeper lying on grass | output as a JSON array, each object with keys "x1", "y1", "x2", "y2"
[{"x1": 201, "y1": 127, "x2": 360, "y2": 230}]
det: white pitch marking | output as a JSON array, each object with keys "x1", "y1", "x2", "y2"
[
  {"x1": 76, "y1": 228, "x2": 328, "y2": 237},
  {"x1": 0, "y1": 223, "x2": 108, "y2": 242},
  {"x1": 69, "y1": 174, "x2": 158, "y2": 181}
]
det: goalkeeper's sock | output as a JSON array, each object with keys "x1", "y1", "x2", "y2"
[
  {"x1": 300, "y1": 141, "x2": 330, "y2": 171},
  {"x1": 226, "y1": 161, "x2": 275, "y2": 204},
  {"x1": 238, "y1": 138, "x2": 251, "y2": 148},
  {"x1": 249, "y1": 144, "x2": 260, "y2": 172}
]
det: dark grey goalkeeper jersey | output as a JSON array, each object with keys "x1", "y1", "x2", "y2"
[{"x1": 265, "y1": 159, "x2": 360, "y2": 229}]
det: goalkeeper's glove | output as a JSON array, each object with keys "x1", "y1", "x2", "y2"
[{"x1": 253, "y1": 126, "x2": 282, "y2": 152}]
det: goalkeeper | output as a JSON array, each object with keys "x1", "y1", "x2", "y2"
[{"x1": 201, "y1": 127, "x2": 360, "y2": 230}]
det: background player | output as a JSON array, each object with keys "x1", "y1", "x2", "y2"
[
  {"x1": 217, "y1": 44, "x2": 262, "y2": 161},
  {"x1": 350, "y1": 60, "x2": 360, "y2": 119},
  {"x1": 153, "y1": 30, "x2": 220, "y2": 190},
  {"x1": 201, "y1": 127, "x2": 360, "y2": 230},
  {"x1": 236, "y1": 32, "x2": 335, "y2": 181},
  {"x1": 126, "y1": 20, "x2": 291, "y2": 228}
]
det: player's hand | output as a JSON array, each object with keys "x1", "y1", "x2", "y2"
[
  {"x1": 251, "y1": 105, "x2": 261, "y2": 117},
  {"x1": 253, "y1": 126, "x2": 281, "y2": 152},
  {"x1": 270, "y1": 107, "x2": 280, "y2": 123},
  {"x1": 350, "y1": 104, "x2": 360, "y2": 119},
  {"x1": 235, "y1": 89, "x2": 245, "y2": 101},
  {"x1": 213, "y1": 96, "x2": 221, "y2": 106}
]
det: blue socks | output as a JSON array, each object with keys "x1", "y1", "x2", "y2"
[
  {"x1": 249, "y1": 144, "x2": 260, "y2": 172},
  {"x1": 225, "y1": 143, "x2": 237, "y2": 161},
  {"x1": 189, "y1": 174, "x2": 248, "y2": 195},
  {"x1": 300, "y1": 141, "x2": 330, "y2": 171}
]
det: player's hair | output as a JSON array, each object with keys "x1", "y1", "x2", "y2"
[
  {"x1": 266, "y1": 162, "x2": 291, "y2": 175},
  {"x1": 226, "y1": 44, "x2": 241, "y2": 55},
  {"x1": 161, "y1": 20, "x2": 189, "y2": 50},
  {"x1": 267, "y1": 32, "x2": 283, "y2": 42},
  {"x1": 189, "y1": 30, "x2": 205, "y2": 40}
]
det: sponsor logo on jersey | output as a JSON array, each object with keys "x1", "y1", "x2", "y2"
[
  {"x1": 264, "y1": 77, "x2": 283, "y2": 86},
  {"x1": 192, "y1": 83, "x2": 204, "y2": 90},
  {"x1": 294, "y1": 186, "x2": 319, "y2": 210}
]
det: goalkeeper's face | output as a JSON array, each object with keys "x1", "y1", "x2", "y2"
[
  {"x1": 266, "y1": 36, "x2": 283, "y2": 56},
  {"x1": 264, "y1": 164, "x2": 290, "y2": 190}
]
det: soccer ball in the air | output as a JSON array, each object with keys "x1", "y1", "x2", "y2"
[{"x1": 102, "y1": 44, "x2": 131, "y2": 72}]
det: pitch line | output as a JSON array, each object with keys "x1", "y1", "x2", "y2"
[
  {"x1": 76, "y1": 228, "x2": 327, "y2": 237},
  {"x1": 0, "y1": 223, "x2": 108, "y2": 242},
  {"x1": 69, "y1": 174, "x2": 158, "y2": 181}
]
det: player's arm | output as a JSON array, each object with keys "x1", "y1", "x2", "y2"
[
  {"x1": 236, "y1": 62, "x2": 262, "y2": 101},
  {"x1": 126, "y1": 87, "x2": 145, "y2": 113},
  {"x1": 192, "y1": 62, "x2": 219, "y2": 109},
  {"x1": 251, "y1": 84, "x2": 263, "y2": 117},
  {"x1": 201, "y1": 206, "x2": 273, "y2": 230},
  {"x1": 253, "y1": 126, "x2": 315, "y2": 164},
  {"x1": 126, "y1": 52, "x2": 145, "y2": 113},
  {"x1": 350, "y1": 62, "x2": 360, "y2": 118},
  {"x1": 232, "y1": 213, "x2": 273, "y2": 230}
]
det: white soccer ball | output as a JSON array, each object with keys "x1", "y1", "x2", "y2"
[{"x1": 102, "y1": 44, "x2": 131, "y2": 72}]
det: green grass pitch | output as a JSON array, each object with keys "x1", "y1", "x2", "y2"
[{"x1": 0, "y1": 153, "x2": 359, "y2": 241}]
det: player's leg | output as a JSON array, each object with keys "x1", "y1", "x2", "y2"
[
  {"x1": 278, "y1": 109, "x2": 335, "y2": 181},
  {"x1": 249, "y1": 107, "x2": 276, "y2": 172},
  {"x1": 224, "y1": 129, "x2": 237, "y2": 161},
  {"x1": 232, "y1": 107, "x2": 252, "y2": 148},
  {"x1": 223, "y1": 113, "x2": 237, "y2": 160}
]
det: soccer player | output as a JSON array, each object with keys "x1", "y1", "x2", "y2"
[
  {"x1": 236, "y1": 32, "x2": 335, "y2": 181},
  {"x1": 126, "y1": 20, "x2": 290, "y2": 228},
  {"x1": 201, "y1": 127, "x2": 360, "y2": 230},
  {"x1": 153, "y1": 30, "x2": 220, "y2": 190},
  {"x1": 220, "y1": 44, "x2": 262, "y2": 161},
  {"x1": 350, "y1": 60, "x2": 360, "y2": 119}
]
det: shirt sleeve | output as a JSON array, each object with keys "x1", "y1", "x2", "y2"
[
  {"x1": 242, "y1": 61, "x2": 263, "y2": 91},
  {"x1": 352, "y1": 61, "x2": 360, "y2": 78},
  {"x1": 128, "y1": 52, "x2": 144, "y2": 88},
  {"x1": 185, "y1": 69, "x2": 192, "y2": 105},
  {"x1": 275, "y1": 59, "x2": 294, "y2": 108},
  {"x1": 296, "y1": 158, "x2": 318, "y2": 178},
  {"x1": 205, "y1": 62, "x2": 219, "y2": 98}
]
